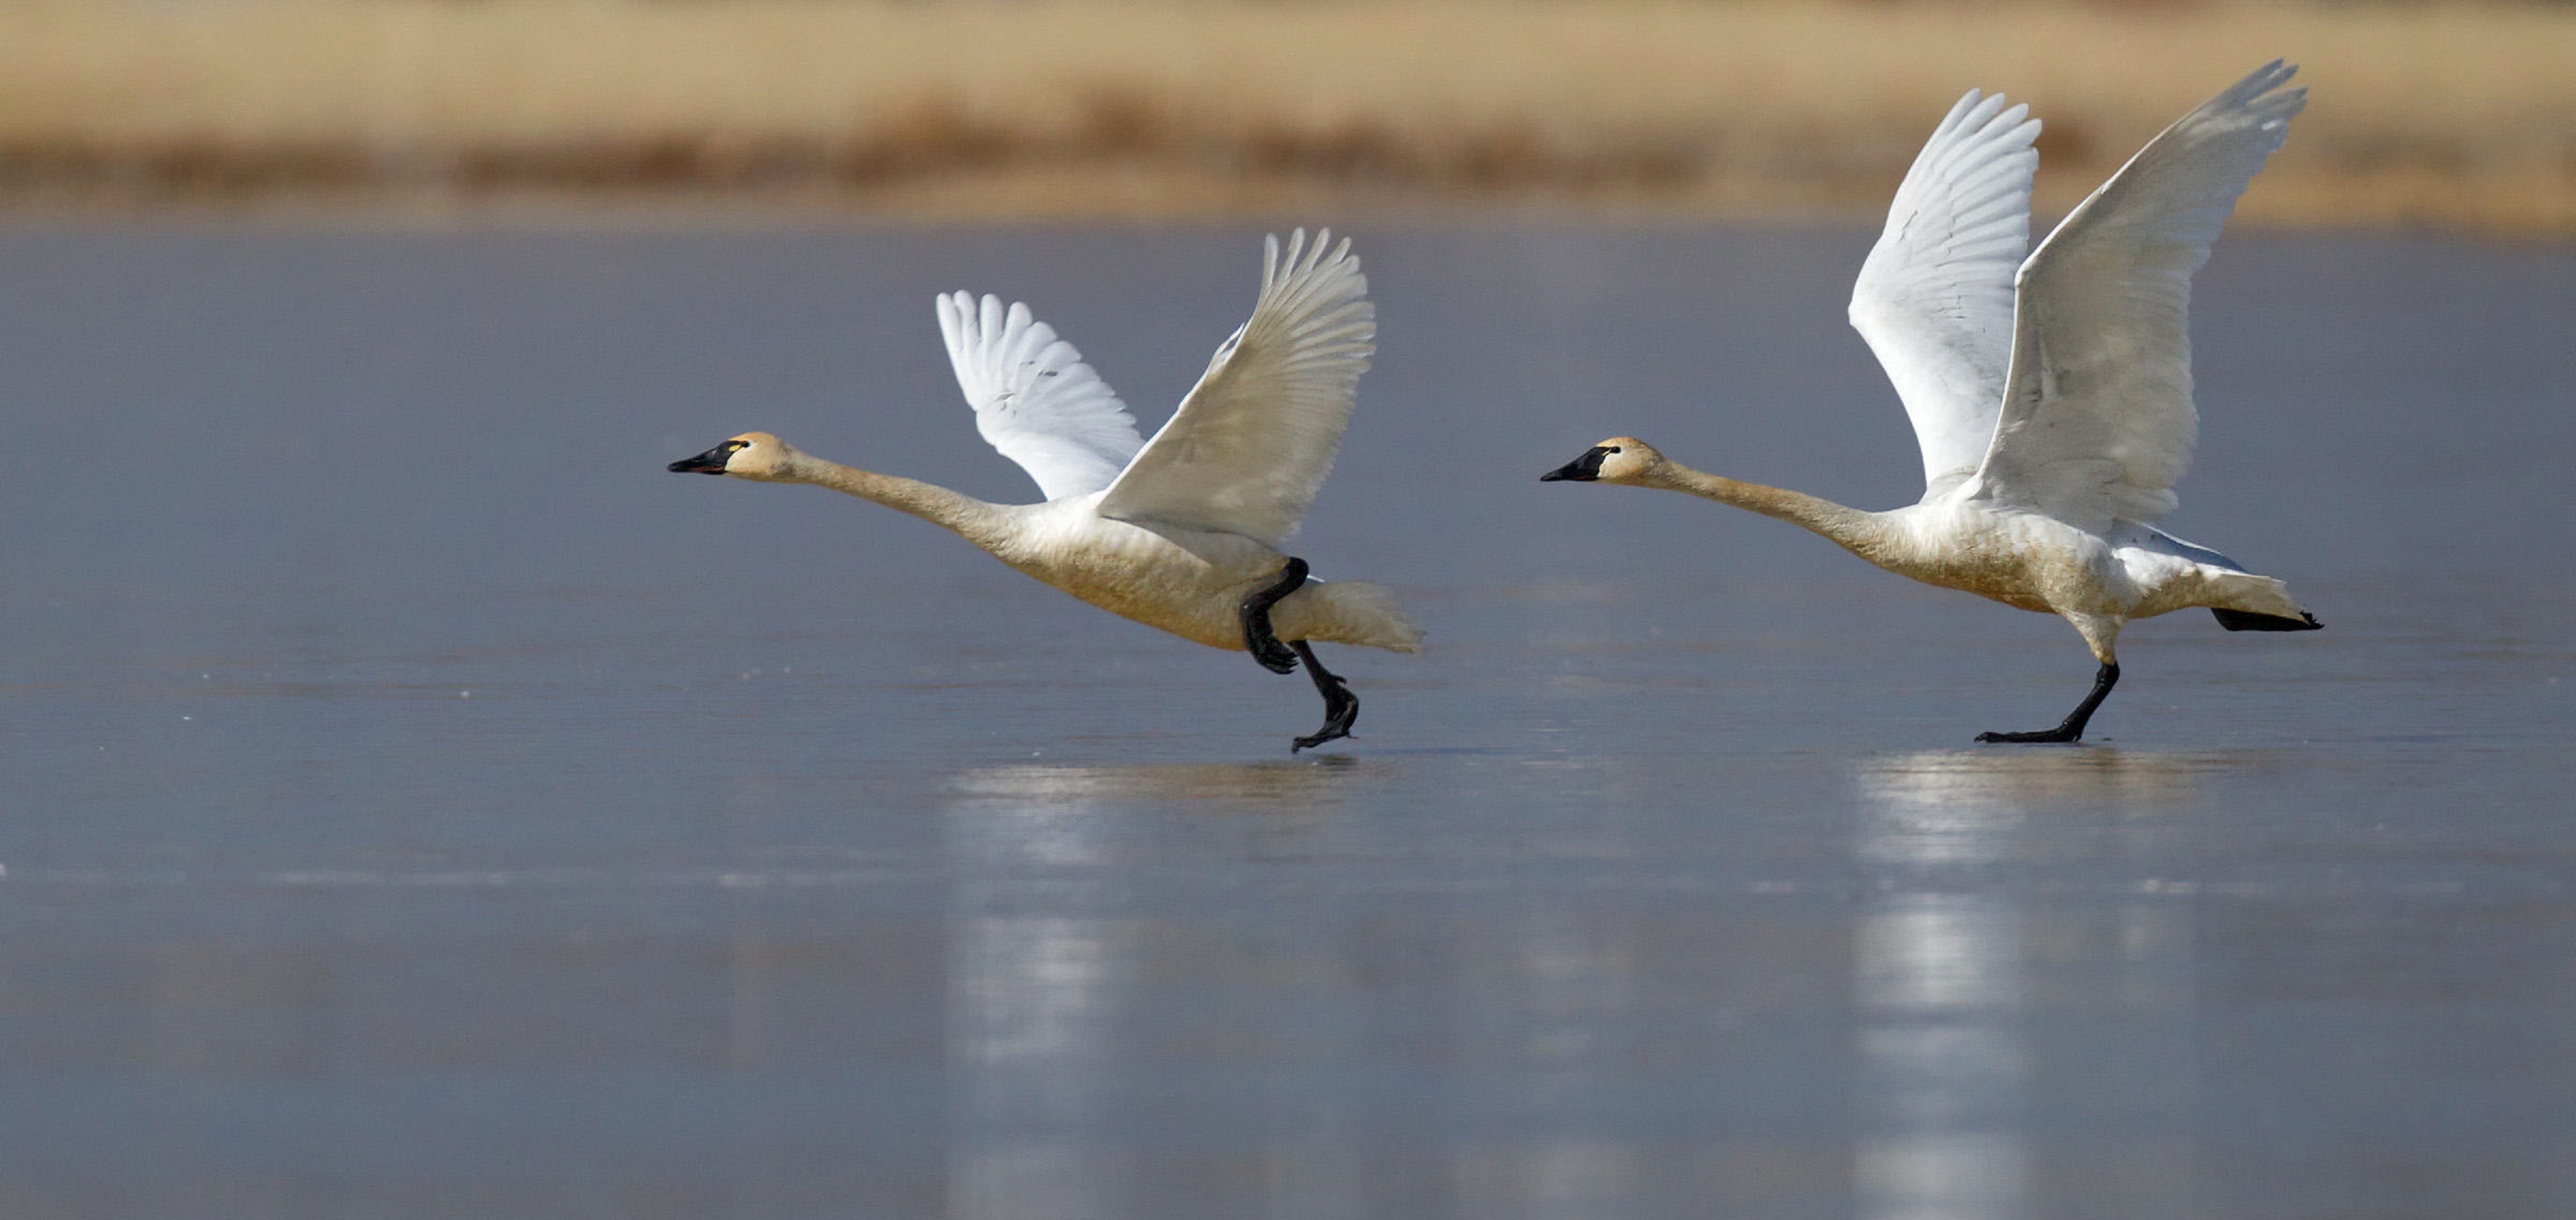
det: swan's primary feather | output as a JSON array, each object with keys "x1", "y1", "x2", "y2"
[
  {"x1": 1849, "y1": 89, "x2": 2041, "y2": 499},
  {"x1": 1098, "y1": 229, "x2": 1375, "y2": 547},
  {"x1": 936, "y1": 291, "x2": 1145, "y2": 502},
  {"x1": 1975, "y1": 60, "x2": 2306, "y2": 533}
]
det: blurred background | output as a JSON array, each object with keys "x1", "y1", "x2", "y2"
[{"x1": 2, "y1": 0, "x2": 2572, "y2": 232}]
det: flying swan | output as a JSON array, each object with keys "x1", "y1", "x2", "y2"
[
  {"x1": 670, "y1": 230, "x2": 1420, "y2": 751},
  {"x1": 1543, "y1": 62, "x2": 2320, "y2": 743}
]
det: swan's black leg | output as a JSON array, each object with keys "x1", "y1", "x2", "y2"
[
  {"x1": 1240, "y1": 557, "x2": 1308, "y2": 675},
  {"x1": 1288, "y1": 640, "x2": 1359, "y2": 753},
  {"x1": 1977, "y1": 663, "x2": 2119, "y2": 745}
]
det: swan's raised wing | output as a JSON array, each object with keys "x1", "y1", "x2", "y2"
[
  {"x1": 937, "y1": 291, "x2": 1146, "y2": 502},
  {"x1": 1097, "y1": 230, "x2": 1372, "y2": 547},
  {"x1": 1850, "y1": 89, "x2": 2042, "y2": 499},
  {"x1": 1974, "y1": 61, "x2": 2304, "y2": 532}
]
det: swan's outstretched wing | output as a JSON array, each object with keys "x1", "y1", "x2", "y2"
[
  {"x1": 1974, "y1": 61, "x2": 2304, "y2": 532},
  {"x1": 936, "y1": 291, "x2": 1146, "y2": 502},
  {"x1": 1849, "y1": 89, "x2": 2042, "y2": 499},
  {"x1": 1097, "y1": 230, "x2": 1373, "y2": 547}
]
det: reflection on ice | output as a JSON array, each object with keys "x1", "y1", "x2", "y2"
[
  {"x1": 946, "y1": 909, "x2": 1125, "y2": 1219},
  {"x1": 938, "y1": 757, "x2": 1668, "y2": 1219},
  {"x1": 1851, "y1": 749, "x2": 2202, "y2": 1219},
  {"x1": 952, "y1": 1143, "x2": 1110, "y2": 1220},
  {"x1": 1858, "y1": 897, "x2": 2024, "y2": 1015},
  {"x1": 944, "y1": 773, "x2": 1134, "y2": 1220},
  {"x1": 939, "y1": 759, "x2": 1382, "y2": 1219},
  {"x1": 1860, "y1": 748, "x2": 2223, "y2": 796},
  {"x1": 952, "y1": 915, "x2": 1113, "y2": 1065},
  {"x1": 1855, "y1": 749, "x2": 2216, "y2": 865},
  {"x1": 1452, "y1": 1140, "x2": 1644, "y2": 1220},
  {"x1": 947, "y1": 758, "x2": 1374, "y2": 805},
  {"x1": 1855, "y1": 1132, "x2": 2031, "y2": 1220},
  {"x1": 1853, "y1": 894, "x2": 2030, "y2": 1220},
  {"x1": 1488, "y1": 912, "x2": 1641, "y2": 1065},
  {"x1": 942, "y1": 758, "x2": 1370, "y2": 869}
]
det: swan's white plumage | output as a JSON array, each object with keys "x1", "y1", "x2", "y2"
[
  {"x1": 980, "y1": 493, "x2": 1420, "y2": 654},
  {"x1": 1976, "y1": 60, "x2": 2306, "y2": 533},
  {"x1": 936, "y1": 291, "x2": 1145, "y2": 502},
  {"x1": 686, "y1": 230, "x2": 1417, "y2": 665},
  {"x1": 1546, "y1": 63, "x2": 2318, "y2": 740},
  {"x1": 1850, "y1": 89, "x2": 2041, "y2": 499},
  {"x1": 1099, "y1": 230, "x2": 1375, "y2": 548}
]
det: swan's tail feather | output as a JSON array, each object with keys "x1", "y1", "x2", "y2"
[
  {"x1": 1301, "y1": 580, "x2": 1423, "y2": 653},
  {"x1": 2212, "y1": 607, "x2": 2323, "y2": 632},
  {"x1": 2203, "y1": 572, "x2": 2318, "y2": 632}
]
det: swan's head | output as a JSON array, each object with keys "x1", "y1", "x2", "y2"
[
  {"x1": 668, "y1": 431, "x2": 797, "y2": 482},
  {"x1": 1541, "y1": 437, "x2": 1663, "y2": 485}
]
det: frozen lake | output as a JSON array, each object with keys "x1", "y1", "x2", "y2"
[{"x1": 1, "y1": 223, "x2": 2570, "y2": 1217}]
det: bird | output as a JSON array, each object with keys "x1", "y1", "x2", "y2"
[
  {"x1": 670, "y1": 230, "x2": 1419, "y2": 751},
  {"x1": 1542, "y1": 62, "x2": 2320, "y2": 743}
]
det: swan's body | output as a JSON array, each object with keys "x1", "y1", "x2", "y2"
[
  {"x1": 673, "y1": 230, "x2": 1418, "y2": 750},
  {"x1": 1546, "y1": 63, "x2": 2319, "y2": 743}
]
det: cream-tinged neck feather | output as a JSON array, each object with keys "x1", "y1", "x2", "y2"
[
  {"x1": 783, "y1": 451, "x2": 1016, "y2": 549},
  {"x1": 1639, "y1": 460, "x2": 1898, "y2": 564}
]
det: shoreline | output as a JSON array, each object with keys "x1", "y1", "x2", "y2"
[
  {"x1": 3, "y1": 1, "x2": 2570, "y2": 237},
  {"x1": 1, "y1": 168, "x2": 2562, "y2": 240}
]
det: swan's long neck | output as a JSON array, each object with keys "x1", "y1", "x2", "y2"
[
  {"x1": 1646, "y1": 463, "x2": 1896, "y2": 561},
  {"x1": 786, "y1": 452, "x2": 1015, "y2": 548}
]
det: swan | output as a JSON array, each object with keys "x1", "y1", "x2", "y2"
[
  {"x1": 1543, "y1": 62, "x2": 2320, "y2": 743},
  {"x1": 670, "y1": 230, "x2": 1419, "y2": 751}
]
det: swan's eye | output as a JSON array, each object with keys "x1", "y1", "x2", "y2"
[
  {"x1": 725, "y1": 440, "x2": 750, "y2": 452},
  {"x1": 1602, "y1": 446, "x2": 1621, "y2": 454}
]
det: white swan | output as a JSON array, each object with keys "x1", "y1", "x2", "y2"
[
  {"x1": 671, "y1": 230, "x2": 1420, "y2": 751},
  {"x1": 1543, "y1": 62, "x2": 2321, "y2": 743}
]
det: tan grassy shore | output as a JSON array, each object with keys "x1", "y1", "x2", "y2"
[{"x1": 2, "y1": 0, "x2": 2572, "y2": 233}]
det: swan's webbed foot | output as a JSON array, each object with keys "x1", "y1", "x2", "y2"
[
  {"x1": 1240, "y1": 557, "x2": 1309, "y2": 675},
  {"x1": 1976, "y1": 662, "x2": 2119, "y2": 745},
  {"x1": 1975, "y1": 726, "x2": 2084, "y2": 745},
  {"x1": 1288, "y1": 640, "x2": 1359, "y2": 753}
]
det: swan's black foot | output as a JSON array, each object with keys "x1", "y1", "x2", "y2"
[
  {"x1": 1976, "y1": 726, "x2": 2084, "y2": 745},
  {"x1": 1976, "y1": 662, "x2": 2119, "y2": 746},
  {"x1": 1288, "y1": 640, "x2": 1359, "y2": 753},
  {"x1": 1241, "y1": 557, "x2": 1309, "y2": 675}
]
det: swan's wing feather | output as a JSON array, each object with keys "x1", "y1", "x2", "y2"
[
  {"x1": 1097, "y1": 230, "x2": 1373, "y2": 546},
  {"x1": 1974, "y1": 61, "x2": 2304, "y2": 532},
  {"x1": 2139, "y1": 525, "x2": 2243, "y2": 572},
  {"x1": 1848, "y1": 89, "x2": 2041, "y2": 498},
  {"x1": 936, "y1": 291, "x2": 1146, "y2": 502}
]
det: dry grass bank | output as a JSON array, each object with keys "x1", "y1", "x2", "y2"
[{"x1": 1, "y1": 0, "x2": 2572, "y2": 232}]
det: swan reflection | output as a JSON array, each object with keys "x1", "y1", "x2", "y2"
[
  {"x1": 1452, "y1": 1139, "x2": 1645, "y2": 1219},
  {"x1": 1851, "y1": 750, "x2": 2205, "y2": 1219},
  {"x1": 942, "y1": 758, "x2": 1372, "y2": 869},
  {"x1": 941, "y1": 758, "x2": 1371, "y2": 1219},
  {"x1": 1858, "y1": 748, "x2": 2218, "y2": 865},
  {"x1": 948, "y1": 757, "x2": 1371, "y2": 806}
]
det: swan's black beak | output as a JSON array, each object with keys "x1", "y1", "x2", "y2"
[
  {"x1": 1541, "y1": 446, "x2": 1612, "y2": 482},
  {"x1": 668, "y1": 444, "x2": 733, "y2": 474}
]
